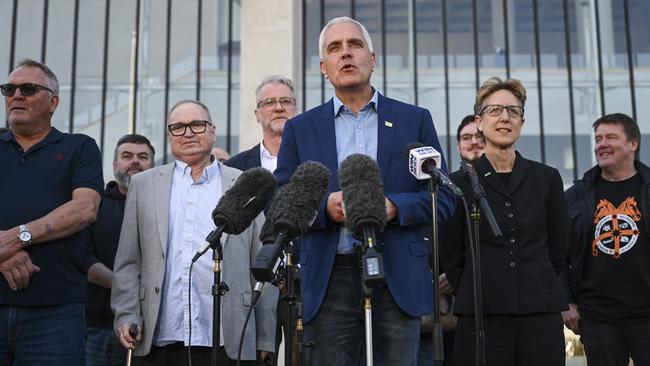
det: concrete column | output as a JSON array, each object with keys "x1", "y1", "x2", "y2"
[{"x1": 238, "y1": 0, "x2": 301, "y2": 153}]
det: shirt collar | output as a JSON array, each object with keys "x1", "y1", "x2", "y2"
[
  {"x1": 333, "y1": 88, "x2": 379, "y2": 117},
  {"x1": 174, "y1": 155, "x2": 220, "y2": 183},
  {"x1": 260, "y1": 139, "x2": 275, "y2": 159}
]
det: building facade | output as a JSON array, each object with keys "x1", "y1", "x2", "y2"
[{"x1": 2, "y1": 0, "x2": 648, "y2": 184}]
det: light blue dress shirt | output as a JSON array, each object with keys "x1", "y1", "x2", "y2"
[
  {"x1": 333, "y1": 90, "x2": 379, "y2": 254},
  {"x1": 154, "y1": 160, "x2": 224, "y2": 347}
]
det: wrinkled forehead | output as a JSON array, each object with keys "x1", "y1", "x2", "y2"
[
  {"x1": 168, "y1": 102, "x2": 210, "y2": 124},
  {"x1": 460, "y1": 122, "x2": 478, "y2": 135},
  {"x1": 324, "y1": 22, "x2": 365, "y2": 46},
  {"x1": 7, "y1": 66, "x2": 48, "y2": 85}
]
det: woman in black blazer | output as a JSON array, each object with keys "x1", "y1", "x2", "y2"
[{"x1": 445, "y1": 77, "x2": 570, "y2": 366}]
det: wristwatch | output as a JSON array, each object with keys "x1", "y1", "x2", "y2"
[{"x1": 17, "y1": 224, "x2": 32, "y2": 247}]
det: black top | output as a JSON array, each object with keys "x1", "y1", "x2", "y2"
[
  {"x1": 0, "y1": 128, "x2": 104, "y2": 305},
  {"x1": 445, "y1": 152, "x2": 570, "y2": 315},
  {"x1": 224, "y1": 143, "x2": 261, "y2": 172},
  {"x1": 579, "y1": 174, "x2": 650, "y2": 323},
  {"x1": 85, "y1": 181, "x2": 126, "y2": 328}
]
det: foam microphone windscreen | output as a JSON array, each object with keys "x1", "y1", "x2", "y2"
[
  {"x1": 338, "y1": 153, "x2": 387, "y2": 237},
  {"x1": 259, "y1": 161, "x2": 331, "y2": 242},
  {"x1": 212, "y1": 167, "x2": 277, "y2": 235}
]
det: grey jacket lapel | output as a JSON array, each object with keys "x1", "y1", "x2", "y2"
[{"x1": 154, "y1": 163, "x2": 174, "y2": 257}]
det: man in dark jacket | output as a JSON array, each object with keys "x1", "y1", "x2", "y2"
[
  {"x1": 563, "y1": 113, "x2": 650, "y2": 366},
  {"x1": 85, "y1": 134, "x2": 155, "y2": 366},
  {"x1": 225, "y1": 75, "x2": 296, "y2": 172}
]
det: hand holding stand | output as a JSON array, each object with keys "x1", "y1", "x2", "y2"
[
  {"x1": 427, "y1": 178, "x2": 444, "y2": 366},
  {"x1": 211, "y1": 237, "x2": 229, "y2": 366},
  {"x1": 125, "y1": 324, "x2": 138, "y2": 366}
]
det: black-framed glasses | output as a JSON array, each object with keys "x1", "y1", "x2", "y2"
[
  {"x1": 256, "y1": 97, "x2": 296, "y2": 110},
  {"x1": 167, "y1": 120, "x2": 211, "y2": 136},
  {"x1": 0, "y1": 83, "x2": 53, "y2": 97},
  {"x1": 480, "y1": 104, "x2": 524, "y2": 119},
  {"x1": 460, "y1": 133, "x2": 485, "y2": 143}
]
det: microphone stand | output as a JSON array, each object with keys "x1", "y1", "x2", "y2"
[
  {"x1": 469, "y1": 204, "x2": 486, "y2": 366},
  {"x1": 465, "y1": 178, "x2": 501, "y2": 366},
  {"x1": 210, "y1": 235, "x2": 229, "y2": 366},
  {"x1": 360, "y1": 225, "x2": 384, "y2": 366},
  {"x1": 283, "y1": 243, "x2": 295, "y2": 366},
  {"x1": 427, "y1": 178, "x2": 444, "y2": 366}
]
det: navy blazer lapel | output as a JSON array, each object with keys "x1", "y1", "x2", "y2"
[
  {"x1": 249, "y1": 144, "x2": 262, "y2": 169},
  {"x1": 316, "y1": 99, "x2": 341, "y2": 189},
  {"x1": 377, "y1": 93, "x2": 396, "y2": 183}
]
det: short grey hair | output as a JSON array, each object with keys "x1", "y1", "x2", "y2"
[
  {"x1": 318, "y1": 16, "x2": 374, "y2": 60},
  {"x1": 14, "y1": 58, "x2": 59, "y2": 95},
  {"x1": 167, "y1": 99, "x2": 213, "y2": 123},
  {"x1": 254, "y1": 75, "x2": 295, "y2": 101}
]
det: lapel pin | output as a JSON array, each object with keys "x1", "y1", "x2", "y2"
[
  {"x1": 384, "y1": 121, "x2": 393, "y2": 128},
  {"x1": 484, "y1": 172, "x2": 492, "y2": 177}
]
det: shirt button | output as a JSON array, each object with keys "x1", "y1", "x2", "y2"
[
  {"x1": 507, "y1": 212, "x2": 514, "y2": 219},
  {"x1": 509, "y1": 237, "x2": 516, "y2": 244},
  {"x1": 155, "y1": 287, "x2": 160, "y2": 294},
  {"x1": 509, "y1": 251, "x2": 514, "y2": 255},
  {"x1": 509, "y1": 261, "x2": 516, "y2": 268},
  {"x1": 509, "y1": 226, "x2": 516, "y2": 232},
  {"x1": 505, "y1": 201, "x2": 511, "y2": 207}
]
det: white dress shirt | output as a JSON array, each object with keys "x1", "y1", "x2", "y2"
[{"x1": 154, "y1": 160, "x2": 224, "y2": 347}]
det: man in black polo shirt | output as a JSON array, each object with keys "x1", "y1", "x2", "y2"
[
  {"x1": 0, "y1": 58, "x2": 103, "y2": 364},
  {"x1": 85, "y1": 134, "x2": 155, "y2": 366},
  {"x1": 564, "y1": 113, "x2": 650, "y2": 366}
]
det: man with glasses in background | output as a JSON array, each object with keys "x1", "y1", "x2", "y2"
[
  {"x1": 0, "y1": 59, "x2": 104, "y2": 364},
  {"x1": 226, "y1": 75, "x2": 296, "y2": 173},
  {"x1": 111, "y1": 100, "x2": 278, "y2": 366},
  {"x1": 225, "y1": 75, "x2": 297, "y2": 366}
]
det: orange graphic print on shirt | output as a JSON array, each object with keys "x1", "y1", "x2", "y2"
[{"x1": 592, "y1": 197, "x2": 642, "y2": 259}]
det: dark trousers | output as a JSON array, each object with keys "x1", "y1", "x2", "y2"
[
  {"x1": 418, "y1": 331, "x2": 455, "y2": 366},
  {"x1": 304, "y1": 264, "x2": 420, "y2": 366},
  {"x1": 86, "y1": 326, "x2": 130, "y2": 366},
  {"x1": 454, "y1": 313, "x2": 565, "y2": 366},
  {"x1": 0, "y1": 303, "x2": 86, "y2": 365},
  {"x1": 139, "y1": 343, "x2": 256, "y2": 366},
  {"x1": 580, "y1": 317, "x2": 650, "y2": 366}
]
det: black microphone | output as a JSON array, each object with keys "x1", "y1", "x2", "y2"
[
  {"x1": 404, "y1": 142, "x2": 464, "y2": 197},
  {"x1": 251, "y1": 161, "x2": 331, "y2": 282},
  {"x1": 192, "y1": 167, "x2": 277, "y2": 262},
  {"x1": 338, "y1": 153, "x2": 387, "y2": 237},
  {"x1": 338, "y1": 153, "x2": 387, "y2": 288},
  {"x1": 460, "y1": 160, "x2": 502, "y2": 237}
]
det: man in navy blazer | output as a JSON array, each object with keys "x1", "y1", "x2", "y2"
[
  {"x1": 274, "y1": 16, "x2": 455, "y2": 366},
  {"x1": 226, "y1": 75, "x2": 296, "y2": 172}
]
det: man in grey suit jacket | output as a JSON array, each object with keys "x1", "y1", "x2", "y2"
[{"x1": 111, "y1": 100, "x2": 277, "y2": 365}]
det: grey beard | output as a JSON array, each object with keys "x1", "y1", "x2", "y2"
[{"x1": 114, "y1": 170, "x2": 131, "y2": 191}]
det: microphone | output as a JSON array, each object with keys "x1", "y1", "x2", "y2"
[
  {"x1": 338, "y1": 153, "x2": 387, "y2": 237},
  {"x1": 338, "y1": 153, "x2": 387, "y2": 288},
  {"x1": 460, "y1": 160, "x2": 502, "y2": 237},
  {"x1": 251, "y1": 161, "x2": 331, "y2": 282},
  {"x1": 192, "y1": 167, "x2": 277, "y2": 262},
  {"x1": 404, "y1": 142, "x2": 464, "y2": 197}
]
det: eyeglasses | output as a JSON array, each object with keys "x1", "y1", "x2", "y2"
[
  {"x1": 256, "y1": 97, "x2": 296, "y2": 110},
  {"x1": 167, "y1": 120, "x2": 211, "y2": 136},
  {"x1": 0, "y1": 83, "x2": 53, "y2": 97},
  {"x1": 460, "y1": 133, "x2": 485, "y2": 143},
  {"x1": 480, "y1": 104, "x2": 524, "y2": 119}
]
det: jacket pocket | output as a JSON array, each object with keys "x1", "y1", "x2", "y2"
[{"x1": 408, "y1": 241, "x2": 428, "y2": 257}]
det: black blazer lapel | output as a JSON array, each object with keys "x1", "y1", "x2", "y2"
[{"x1": 476, "y1": 154, "x2": 511, "y2": 198}]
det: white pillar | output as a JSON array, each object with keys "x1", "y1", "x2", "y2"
[{"x1": 238, "y1": 0, "x2": 301, "y2": 153}]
